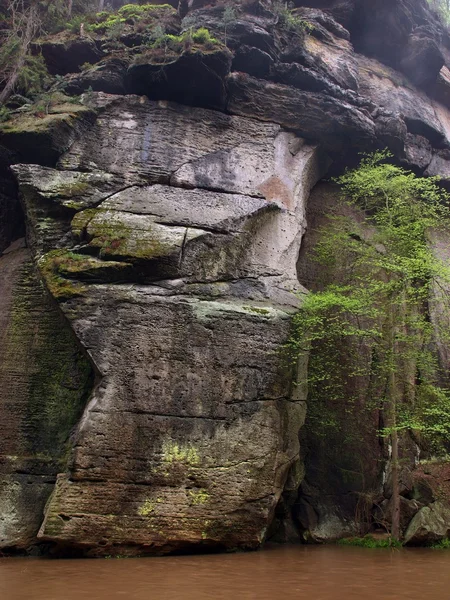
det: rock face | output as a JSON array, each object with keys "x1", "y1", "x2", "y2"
[
  {"x1": 2, "y1": 0, "x2": 450, "y2": 553},
  {"x1": 405, "y1": 502, "x2": 450, "y2": 545},
  {"x1": 0, "y1": 243, "x2": 92, "y2": 550},
  {"x1": 7, "y1": 95, "x2": 323, "y2": 556}
]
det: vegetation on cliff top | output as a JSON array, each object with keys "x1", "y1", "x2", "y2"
[
  {"x1": 287, "y1": 151, "x2": 450, "y2": 540},
  {"x1": 0, "y1": 2, "x2": 230, "y2": 102}
]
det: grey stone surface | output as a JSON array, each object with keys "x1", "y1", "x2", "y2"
[
  {"x1": 11, "y1": 96, "x2": 324, "y2": 555},
  {"x1": 405, "y1": 501, "x2": 450, "y2": 545}
]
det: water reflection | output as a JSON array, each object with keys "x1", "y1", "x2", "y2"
[{"x1": 1, "y1": 545, "x2": 449, "y2": 600}]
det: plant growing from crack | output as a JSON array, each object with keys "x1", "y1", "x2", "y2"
[{"x1": 222, "y1": 6, "x2": 237, "y2": 45}]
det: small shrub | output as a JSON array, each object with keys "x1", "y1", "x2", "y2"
[
  {"x1": 66, "y1": 15, "x2": 90, "y2": 34},
  {"x1": 91, "y1": 3, "x2": 175, "y2": 33},
  {"x1": 338, "y1": 535, "x2": 402, "y2": 549},
  {"x1": 15, "y1": 53, "x2": 51, "y2": 98},
  {"x1": 430, "y1": 538, "x2": 450, "y2": 549},
  {"x1": 222, "y1": 5, "x2": 237, "y2": 44},
  {"x1": 192, "y1": 27, "x2": 219, "y2": 45},
  {"x1": 0, "y1": 106, "x2": 12, "y2": 122},
  {"x1": 273, "y1": 2, "x2": 313, "y2": 37},
  {"x1": 146, "y1": 28, "x2": 222, "y2": 58}
]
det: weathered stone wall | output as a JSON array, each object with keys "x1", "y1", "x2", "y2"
[
  {"x1": 2, "y1": 0, "x2": 450, "y2": 552},
  {"x1": 0, "y1": 244, "x2": 92, "y2": 549},
  {"x1": 7, "y1": 97, "x2": 324, "y2": 555}
]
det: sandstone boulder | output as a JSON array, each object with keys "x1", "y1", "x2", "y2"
[
  {"x1": 404, "y1": 501, "x2": 450, "y2": 545},
  {"x1": 10, "y1": 94, "x2": 325, "y2": 556}
]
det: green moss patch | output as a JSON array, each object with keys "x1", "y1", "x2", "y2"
[
  {"x1": 133, "y1": 28, "x2": 227, "y2": 66},
  {"x1": 0, "y1": 93, "x2": 90, "y2": 135},
  {"x1": 72, "y1": 208, "x2": 180, "y2": 262},
  {"x1": 39, "y1": 249, "x2": 132, "y2": 298},
  {"x1": 39, "y1": 250, "x2": 89, "y2": 300},
  {"x1": 88, "y1": 3, "x2": 176, "y2": 34},
  {"x1": 338, "y1": 535, "x2": 402, "y2": 548},
  {"x1": 4, "y1": 258, "x2": 93, "y2": 460}
]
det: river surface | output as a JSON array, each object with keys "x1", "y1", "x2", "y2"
[{"x1": 1, "y1": 545, "x2": 449, "y2": 600}]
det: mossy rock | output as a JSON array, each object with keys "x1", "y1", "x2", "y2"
[
  {"x1": 0, "y1": 96, "x2": 96, "y2": 166},
  {"x1": 39, "y1": 249, "x2": 134, "y2": 299}
]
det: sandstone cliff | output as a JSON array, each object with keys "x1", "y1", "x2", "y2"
[{"x1": 1, "y1": 0, "x2": 450, "y2": 555}]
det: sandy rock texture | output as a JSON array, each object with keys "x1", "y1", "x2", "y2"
[{"x1": 9, "y1": 96, "x2": 323, "y2": 555}]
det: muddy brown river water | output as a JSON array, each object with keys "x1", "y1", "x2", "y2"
[{"x1": 1, "y1": 545, "x2": 449, "y2": 600}]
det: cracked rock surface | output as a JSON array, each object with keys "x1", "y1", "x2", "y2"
[{"x1": 7, "y1": 96, "x2": 323, "y2": 555}]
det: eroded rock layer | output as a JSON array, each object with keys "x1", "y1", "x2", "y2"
[
  {"x1": 7, "y1": 97, "x2": 323, "y2": 555},
  {"x1": 2, "y1": 0, "x2": 450, "y2": 553}
]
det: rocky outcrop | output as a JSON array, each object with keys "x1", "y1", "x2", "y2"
[
  {"x1": 0, "y1": 242, "x2": 92, "y2": 550},
  {"x1": 5, "y1": 94, "x2": 324, "y2": 556},
  {"x1": 2, "y1": 0, "x2": 450, "y2": 553},
  {"x1": 405, "y1": 502, "x2": 450, "y2": 544}
]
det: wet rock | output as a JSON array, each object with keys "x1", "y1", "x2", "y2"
[
  {"x1": 410, "y1": 479, "x2": 435, "y2": 506},
  {"x1": 0, "y1": 171, "x2": 23, "y2": 255},
  {"x1": 0, "y1": 248, "x2": 93, "y2": 550},
  {"x1": 272, "y1": 62, "x2": 340, "y2": 94},
  {"x1": 374, "y1": 497, "x2": 421, "y2": 534},
  {"x1": 181, "y1": 9, "x2": 275, "y2": 55},
  {"x1": 357, "y1": 55, "x2": 445, "y2": 146},
  {"x1": 232, "y1": 46, "x2": 274, "y2": 78},
  {"x1": 0, "y1": 99, "x2": 96, "y2": 167},
  {"x1": 399, "y1": 29, "x2": 444, "y2": 89},
  {"x1": 404, "y1": 133, "x2": 433, "y2": 171},
  {"x1": 296, "y1": 6, "x2": 350, "y2": 40},
  {"x1": 434, "y1": 66, "x2": 450, "y2": 109},
  {"x1": 351, "y1": 0, "x2": 416, "y2": 67},
  {"x1": 303, "y1": 32, "x2": 359, "y2": 91}
]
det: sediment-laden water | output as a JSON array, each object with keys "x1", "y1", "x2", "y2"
[{"x1": 1, "y1": 545, "x2": 449, "y2": 600}]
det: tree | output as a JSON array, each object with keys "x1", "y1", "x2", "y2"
[
  {"x1": 287, "y1": 151, "x2": 450, "y2": 539},
  {"x1": 0, "y1": 1, "x2": 41, "y2": 104},
  {"x1": 222, "y1": 6, "x2": 236, "y2": 45},
  {"x1": 429, "y1": 0, "x2": 450, "y2": 24},
  {"x1": 0, "y1": 0, "x2": 96, "y2": 103}
]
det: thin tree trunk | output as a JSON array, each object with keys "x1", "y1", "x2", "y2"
[
  {"x1": 391, "y1": 420, "x2": 401, "y2": 539},
  {"x1": 386, "y1": 303, "x2": 401, "y2": 540},
  {"x1": 0, "y1": 3, "x2": 39, "y2": 104},
  {"x1": 67, "y1": 0, "x2": 73, "y2": 18}
]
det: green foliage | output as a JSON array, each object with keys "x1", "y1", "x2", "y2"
[
  {"x1": 338, "y1": 535, "x2": 402, "y2": 548},
  {"x1": 19, "y1": 53, "x2": 51, "y2": 97},
  {"x1": 145, "y1": 27, "x2": 222, "y2": 58},
  {"x1": 65, "y1": 15, "x2": 87, "y2": 34},
  {"x1": 223, "y1": 6, "x2": 237, "y2": 25},
  {"x1": 80, "y1": 62, "x2": 94, "y2": 72},
  {"x1": 430, "y1": 537, "x2": 450, "y2": 548},
  {"x1": 428, "y1": 0, "x2": 450, "y2": 25},
  {"x1": 222, "y1": 5, "x2": 237, "y2": 44},
  {"x1": 0, "y1": 106, "x2": 11, "y2": 122},
  {"x1": 90, "y1": 3, "x2": 175, "y2": 34},
  {"x1": 273, "y1": 2, "x2": 313, "y2": 37},
  {"x1": 287, "y1": 151, "x2": 450, "y2": 454},
  {"x1": 191, "y1": 27, "x2": 218, "y2": 45},
  {"x1": 0, "y1": 30, "x2": 50, "y2": 98}
]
